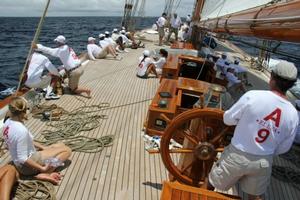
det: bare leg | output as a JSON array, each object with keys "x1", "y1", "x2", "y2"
[
  {"x1": 39, "y1": 143, "x2": 72, "y2": 162},
  {"x1": 73, "y1": 87, "x2": 91, "y2": 98},
  {"x1": 0, "y1": 165, "x2": 18, "y2": 200},
  {"x1": 35, "y1": 172, "x2": 62, "y2": 185},
  {"x1": 146, "y1": 64, "x2": 158, "y2": 78},
  {"x1": 107, "y1": 45, "x2": 117, "y2": 57}
]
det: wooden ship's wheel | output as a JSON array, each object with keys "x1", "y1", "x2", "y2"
[{"x1": 160, "y1": 108, "x2": 233, "y2": 187}]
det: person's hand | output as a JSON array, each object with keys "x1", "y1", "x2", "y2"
[
  {"x1": 32, "y1": 42, "x2": 37, "y2": 50},
  {"x1": 40, "y1": 164, "x2": 51, "y2": 172},
  {"x1": 59, "y1": 69, "x2": 66, "y2": 78}
]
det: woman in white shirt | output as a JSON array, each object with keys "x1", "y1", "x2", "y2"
[
  {"x1": 3, "y1": 97, "x2": 72, "y2": 185},
  {"x1": 153, "y1": 49, "x2": 168, "y2": 75},
  {"x1": 136, "y1": 50, "x2": 158, "y2": 78}
]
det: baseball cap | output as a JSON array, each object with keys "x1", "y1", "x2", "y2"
[
  {"x1": 143, "y1": 50, "x2": 150, "y2": 57},
  {"x1": 98, "y1": 34, "x2": 105, "y2": 38},
  {"x1": 88, "y1": 37, "x2": 96, "y2": 42},
  {"x1": 105, "y1": 31, "x2": 110, "y2": 35},
  {"x1": 272, "y1": 60, "x2": 298, "y2": 81},
  {"x1": 54, "y1": 35, "x2": 66, "y2": 44},
  {"x1": 113, "y1": 28, "x2": 118, "y2": 32},
  {"x1": 120, "y1": 30, "x2": 126, "y2": 34}
]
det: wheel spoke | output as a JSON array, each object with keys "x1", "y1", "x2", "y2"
[
  {"x1": 169, "y1": 148, "x2": 194, "y2": 154},
  {"x1": 178, "y1": 129, "x2": 199, "y2": 145},
  {"x1": 209, "y1": 127, "x2": 229, "y2": 145},
  {"x1": 180, "y1": 160, "x2": 194, "y2": 174}
]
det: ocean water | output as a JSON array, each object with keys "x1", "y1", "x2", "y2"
[{"x1": 0, "y1": 17, "x2": 299, "y2": 98}]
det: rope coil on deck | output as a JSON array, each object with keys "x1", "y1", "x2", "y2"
[
  {"x1": 34, "y1": 103, "x2": 114, "y2": 153},
  {"x1": 13, "y1": 180, "x2": 56, "y2": 200}
]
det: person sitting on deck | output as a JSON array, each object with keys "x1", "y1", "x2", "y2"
[
  {"x1": 226, "y1": 67, "x2": 246, "y2": 94},
  {"x1": 87, "y1": 37, "x2": 118, "y2": 60},
  {"x1": 208, "y1": 60, "x2": 299, "y2": 200},
  {"x1": 104, "y1": 31, "x2": 123, "y2": 53},
  {"x1": 229, "y1": 59, "x2": 251, "y2": 86},
  {"x1": 99, "y1": 34, "x2": 118, "y2": 56},
  {"x1": 111, "y1": 28, "x2": 120, "y2": 42},
  {"x1": 33, "y1": 35, "x2": 91, "y2": 98},
  {"x1": 152, "y1": 49, "x2": 168, "y2": 75},
  {"x1": 3, "y1": 97, "x2": 72, "y2": 185},
  {"x1": 0, "y1": 165, "x2": 18, "y2": 200},
  {"x1": 25, "y1": 52, "x2": 61, "y2": 100},
  {"x1": 136, "y1": 50, "x2": 158, "y2": 79}
]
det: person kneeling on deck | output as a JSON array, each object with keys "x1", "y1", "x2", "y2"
[
  {"x1": 33, "y1": 35, "x2": 91, "y2": 98},
  {"x1": 25, "y1": 52, "x2": 61, "y2": 100},
  {"x1": 87, "y1": 37, "x2": 118, "y2": 60},
  {"x1": 3, "y1": 97, "x2": 72, "y2": 185},
  {"x1": 136, "y1": 50, "x2": 158, "y2": 79},
  {"x1": 208, "y1": 61, "x2": 299, "y2": 200}
]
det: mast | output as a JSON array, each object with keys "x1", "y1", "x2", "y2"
[
  {"x1": 198, "y1": 1, "x2": 300, "y2": 43},
  {"x1": 192, "y1": 0, "x2": 205, "y2": 21}
]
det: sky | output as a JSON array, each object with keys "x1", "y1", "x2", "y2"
[{"x1": 0, "y1": 0, "x2": 195, "y2": 17}]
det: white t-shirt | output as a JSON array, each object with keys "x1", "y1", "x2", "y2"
[
  {"x1": 170, "y1": 16, "x2": 182, "y2": 28},
  {"x1": 137, "y1": 56, "x2": 152, "y2": 77},
  {"x1": 229, "y1": 63, "x2": 247, "y2": 73},
  {"x1": 25, "y1": 53, "x2": 59, "y2": 87},
  {"x1": 87, "y1": 43, "x2": 103, "y2": 60},
  {"x1": 99, "y1": 40, "x2": 110, "y2": 48},
  {"x1": 216, "y1": 58, "x2": 229, "y2": 74},
  {"x1": 37, "y1": 44, "x2": 80, "y2": 71},
  {"x1": 120, "y1": 34, "x2": 132, "y2": 45},
  {"x1": 153, "y1": 57, "x2": 166, "y2": 75},
  {"x1": 105, "y1": 37, "x2": 116, "y2": 46},
  {"x1": 226, "y1": 72, "x2": 241, "y2": 88},
  {"x1": 157, "y1": 16, "x2": 166, "y2": 28},
  {"x1": 224, "y1": 90, "x2": 298, "y2": 156},
  {"x1": 294, "y1": 111, "x2": 300, "y2": 144},
  {"x1": 2, "y1": 119, "x2": 37, "y2": 166},
  {"x1": 111, "y1": 33, "x2": 120, "y2": 41}
]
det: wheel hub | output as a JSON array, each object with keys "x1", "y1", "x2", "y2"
[{"x1": 194, "y1": 142, "x2": 215, "y2": 160}]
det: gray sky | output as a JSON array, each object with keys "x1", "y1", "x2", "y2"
[{"x1": 0, "y1": 0, "x2": 194, "y2": 17}]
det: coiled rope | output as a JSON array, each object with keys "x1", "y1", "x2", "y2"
[
  {"x1": 34, "y1": 103, "x2": 114, "y2": 153},
  {"x1": 13, "y1": 180, "x2": 56, "y2": 200}
]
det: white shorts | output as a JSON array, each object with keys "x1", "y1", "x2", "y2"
[
  {"x1": 209, "y1": 144, "x2": 273, "y2": 196},
  {"x1": 96, "y1": 48, "x2": 108, "y2": 59},
  {"x1": 25, "y1": 75, "x2": 51, "y2": 89}
]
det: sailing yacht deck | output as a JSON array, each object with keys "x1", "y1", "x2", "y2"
[{"x1": 1, "y1": 33, "x2": 300, "y2": 199}]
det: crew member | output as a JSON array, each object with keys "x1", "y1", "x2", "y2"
[
  {"x1": 153, "y1": 49, "x2": 168, "y2": 75},
  {"x1": 25, "y1": 52, "x2": 61, "y2": 100},
  {"x1": 87, "y1": 37, "x2": 118, "y2": 60},
  {"x1": 136, "y1": 50, "x2": 158, "y2": 79},
  {"x1": 156, "y1": 13, "x2": 167, "y2": 46},
  {"x1": 208, "y1": 61, "x2": 299, "y2": 200},
  {"x1": 3, "y1": 97, "x2": 72, "y2": 185},
  {"x1": 33, "y1": 35, "x2": 91, "y2": 98},
  {"x1": 167, "y1": 13, "x2": 182, "y2": 42}
]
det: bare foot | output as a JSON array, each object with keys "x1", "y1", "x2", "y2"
[
  {"x1": 35, "y1": 172, "x2": 62, "y2": 185},
  {"x1": 86, "y1": 90, "x2": 92, "y2": 98}
]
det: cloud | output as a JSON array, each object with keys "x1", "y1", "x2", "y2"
[{"x1": 0, "y1": 0, "x2": 194, "y2": 17}]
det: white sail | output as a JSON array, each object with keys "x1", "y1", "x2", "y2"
[{"x1": 200, "y1": 0, "x2": 275, "y2": 20}]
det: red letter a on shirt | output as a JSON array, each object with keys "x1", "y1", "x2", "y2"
[{"x1": 263, "y1": 108, "x2": 282, "y2": 128}]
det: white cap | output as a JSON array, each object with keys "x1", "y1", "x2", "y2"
[
  {"x1": 113, "y1": 28, "x2": 118, "y2": 32},
  {"x1": 88, "y1": 37, "x2": 96, "y2": 42},
  {"x1": 122, "y1": 26, "x2": 126, "y2": 30},
  {"x1": 120, "y1": 30, "x2": 126, "y2": 34},
  {"x1": 105, "y1": 31, "x2": 110, "y2": 35},
  {"x1": 54, "y1": 35, "x2": 66, "y2": 44},
  {"x1": 272, "y1": 60, "x2": 298, "y2": 81},
  {"x1": 143, "y1": 50, "x2": 150, "y2": 57},
  {"x1": 98, "y1": 34, "x2": 105, "y2": 38}
]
